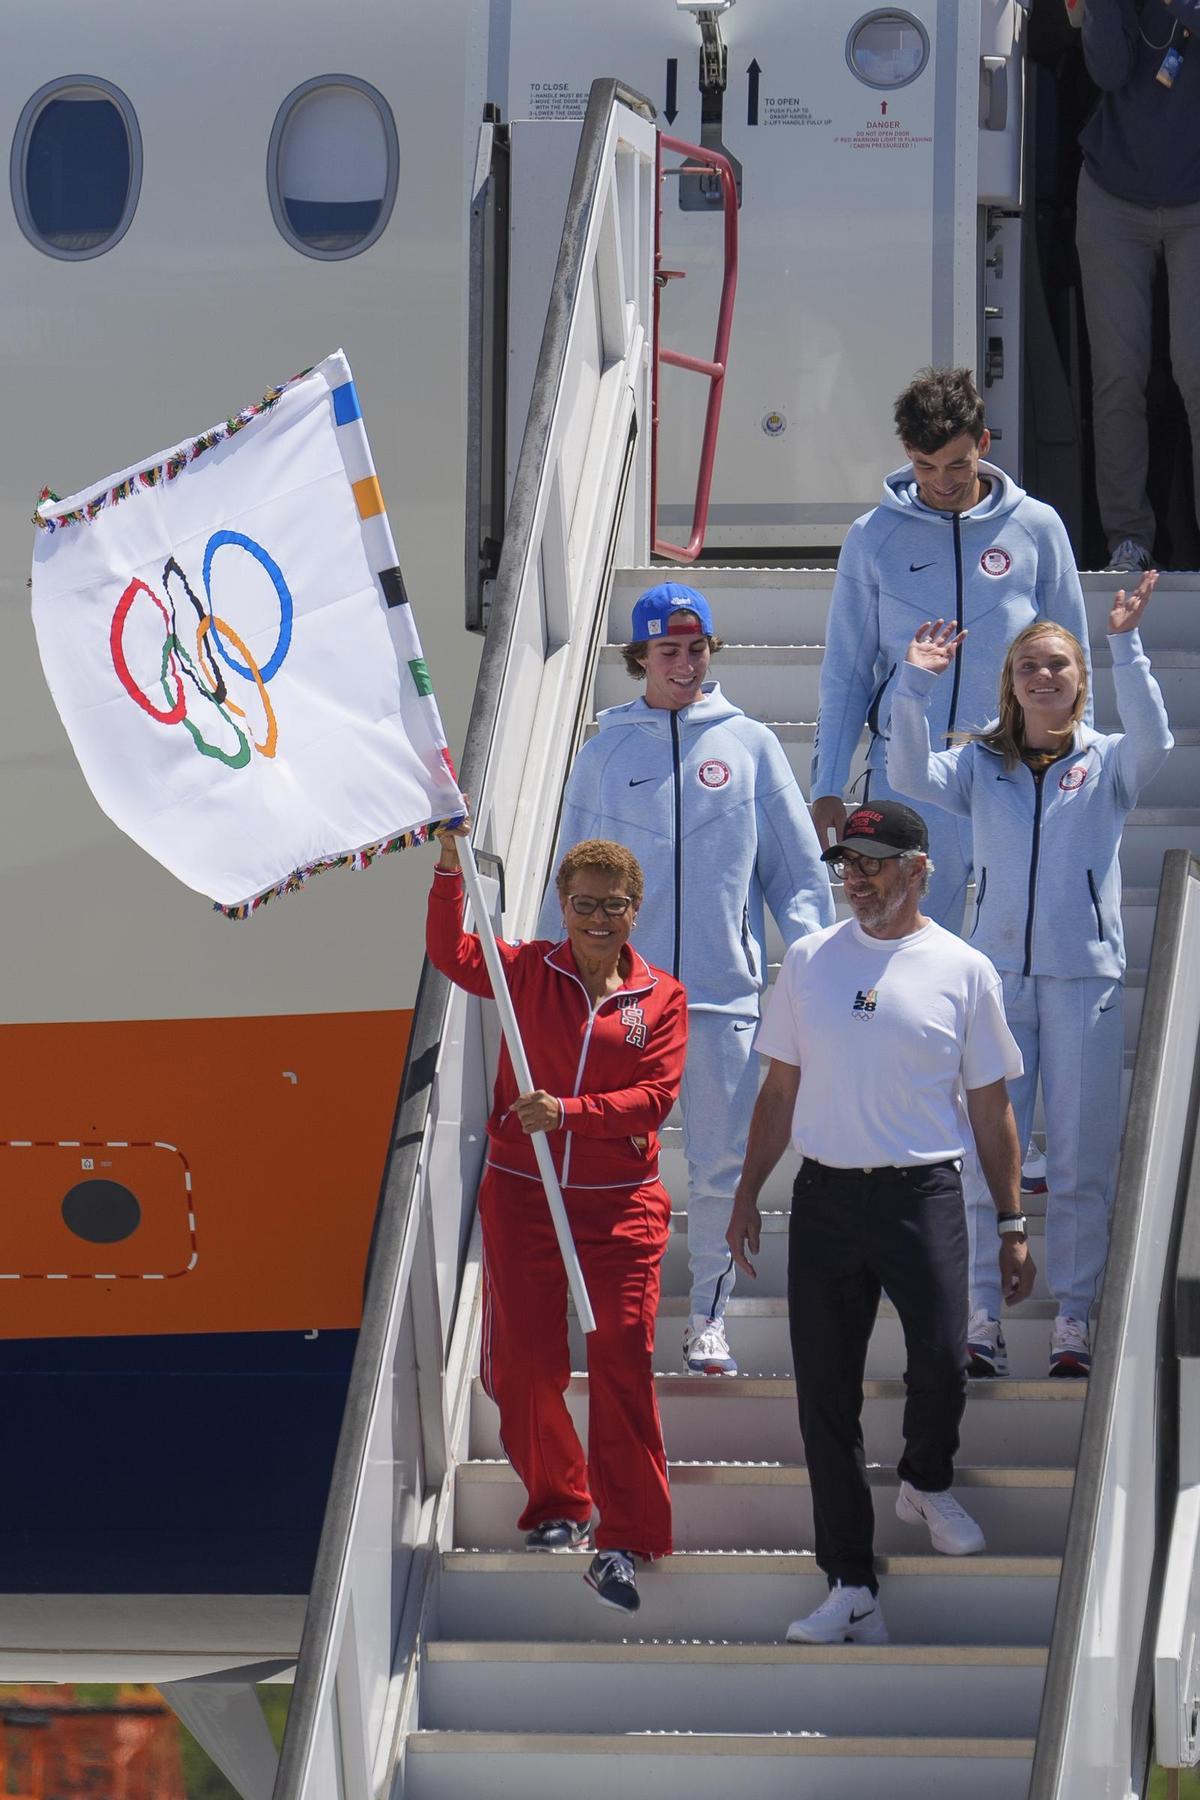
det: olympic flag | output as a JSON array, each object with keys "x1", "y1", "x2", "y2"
[{"x1": 30, "y1": 350, "x2": 465, "y2": 917}]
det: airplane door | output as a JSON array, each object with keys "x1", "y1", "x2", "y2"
[{"x1": 496, "y1": 0, "x2": 985, "y2": 546}]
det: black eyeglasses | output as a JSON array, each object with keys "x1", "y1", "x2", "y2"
[
  {"x1": 567, "y1": 894, "x2": 635, "y2": 917},
  {"x1": 829, "y1": 852, "x2": 890, "y2": 879}
]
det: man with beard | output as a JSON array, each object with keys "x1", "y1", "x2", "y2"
[{"x1": 725, "y1": 801, "x2": 1035, "y2": 1644}]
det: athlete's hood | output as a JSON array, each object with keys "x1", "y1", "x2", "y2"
[
  {"x1": 594, "y1": 681, "x2": 744, "y2": 733},
  {"x1": 880, "y1": 458, "x2": 1026, "y2": 525}
]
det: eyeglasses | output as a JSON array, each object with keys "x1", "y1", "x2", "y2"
[
  {"x1": 829, "y1": 852, "x2": 890, "y2": 879},
  {"x1": 566, "y1": 894, "x2": 635, "y2": 917}
]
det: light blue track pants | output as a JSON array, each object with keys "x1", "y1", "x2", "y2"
[
  {"x1": 863, "y1": 765, "x2": 973, "y2": 933},
  {"x1": 967, "y1": 972, "x2": 1124, "y2": 1321},
  {"x1": 678, "y1": 1008, "x2": 761, "y2": 1319}
]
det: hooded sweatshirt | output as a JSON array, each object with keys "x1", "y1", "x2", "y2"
[
  {"x1": 811, "y1": 462, "x2": 1091, "y2": 804},
  {"x1": 886, "y1": 630, "x2": 1173, "y2": 978},
  {"x1": 538, "y1": 683, "x2": 834, "y2": 1013}
]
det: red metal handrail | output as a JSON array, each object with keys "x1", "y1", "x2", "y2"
[{"x1": 651, "y1": 133, "x2": 740, "y2": 564}]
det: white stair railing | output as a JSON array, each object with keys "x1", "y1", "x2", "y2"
[
  {"x1": 269, "y1": 77, "x2": 658, "y2": 1800},
  {"x1": 1032, "y1": 850, "x2": 1200, "y2": 1797}
]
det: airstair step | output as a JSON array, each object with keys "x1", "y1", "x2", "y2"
[
  {"x1": 608, "y1": 565, "x2": 1200, "y2": 654},
  {"x1": 593, "y1": 644, "x2": 1200, "y2": 741},
  {"x1": 762, "y1": 724, "x2": 1200, "y2": 808},
  {"x1": 659, "y1": 1206, "x2": 1056, "y2": 1300},
  {"x1": 581, "y1": 1297, "x2": 1080, "y2": 1379},
  {"x1": 405, "y1": 1729, "x2": 1034, "y2": 1800},
  {"x1": 436, "y1": 1549, "x2": 1061, "y2": 1644},
  {"x1": 455, "y1": 1460, "x2": 1072, "y2": 1555},
  {"x1": 420, "y1": 1639, "x2": 1046, "y2": 1739},
  {"x1": 468, "y1": 1375, "x2": 1084, "y2": 1466}
]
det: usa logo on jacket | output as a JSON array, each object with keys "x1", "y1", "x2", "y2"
[{"x1": 980, "y1": 547, "x2": 1012, "y2": 578}]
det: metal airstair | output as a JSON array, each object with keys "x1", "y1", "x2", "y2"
[{"x1": 264, "y1": 79, "x2": 1200, "y2": 1800}]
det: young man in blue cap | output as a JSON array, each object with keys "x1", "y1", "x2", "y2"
[{"x1": 539, "y1": 582, "x2": 833, "y2": 1374}]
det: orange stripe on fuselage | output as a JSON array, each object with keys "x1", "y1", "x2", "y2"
[{"x1": 0, "y1": 1009, "x2": 411, "y2": 1339}]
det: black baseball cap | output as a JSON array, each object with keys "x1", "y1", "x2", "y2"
[{"x1": 821, "y1": 800, "x2": 929, "y2": 862}]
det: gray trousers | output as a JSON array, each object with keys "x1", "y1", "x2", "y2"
[{"x1": 1076, "y1": 164, "x2": 1200, "y2": 555}]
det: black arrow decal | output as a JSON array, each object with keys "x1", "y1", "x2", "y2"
[
  {"x1": 665, "y1": 57, "x2": 678, "y2": 125},
  {"x1": 747, "y1": 57, "x2": 761, "y2": 126}
]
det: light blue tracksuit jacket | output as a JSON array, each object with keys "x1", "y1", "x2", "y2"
[
  {"x1": 812, "y1": 461, "x2": 1091, "y2": 929},
  {"x1": 887, "y1": 630, "x2": 1173, "y2": 1319},
  {"x1": 540, "y1": 682, "x2": 834, "y2": 1321}
]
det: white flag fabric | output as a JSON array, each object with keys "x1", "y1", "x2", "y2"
[{"x1": 31, "y1": 350, "x2": 465, "y2": 917}]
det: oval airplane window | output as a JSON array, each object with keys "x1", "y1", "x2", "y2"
[
  {"x1": 11, "y1": 77, "x2": 142, "y2": 259},
  {"x1": 846, "y1": 11, "x2": 930, "y2": 89},
  {"x1": 268, "y1": 77, "x2": 398, "y2": 259}
]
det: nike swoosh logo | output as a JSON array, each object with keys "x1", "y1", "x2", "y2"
[
  {"x1": 848, "y1": 1608, "x2": 876, "y2": 1623},
  {"x1": 628, "y1": 777, "x2": 655, "y2": 787},
  {"x1": 909, "y1": 561, "x2": 935, "y2": 572},
  {"x1": 1099, "y1": 1002, "x2": 1116, "y2": 1013}
]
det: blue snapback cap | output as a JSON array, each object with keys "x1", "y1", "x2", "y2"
[{"x1": 630, "y1": 582, "x2": 714, "y2": 641}]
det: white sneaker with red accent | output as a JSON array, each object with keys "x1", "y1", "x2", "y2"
[
  {"x1": 684, "y1": 1314, "x2": 737, "y2": 1375},
  {"x1": 1049, "y1": 1314, "x2": 1091, "y2": 1377}
]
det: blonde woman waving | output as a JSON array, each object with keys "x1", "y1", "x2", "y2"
[{"x1": 887, "y1": 572, "x2": 1171, "y2": 1377}]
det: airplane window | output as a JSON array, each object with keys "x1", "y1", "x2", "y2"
[
  {"x1": 11, "y1": 78, "x2": 141, "y2": 259},
  {"x1": 846, "y1": 11, "x2": 930, "y2": 89},
  {"x1": 268, "y1": 77, "x2": 398, "y2": 259}
]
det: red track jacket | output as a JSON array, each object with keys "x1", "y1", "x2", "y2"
[{"x1": 426, "y1": 869, "x2": 688, "y2": 1189}]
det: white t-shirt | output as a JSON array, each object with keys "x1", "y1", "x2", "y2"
[{"x1": 755, "y1": 917, "x2": 1022, "y2": 1168}]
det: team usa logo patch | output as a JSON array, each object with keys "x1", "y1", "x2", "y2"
[
  {"x1": 621, "y1": 1002, "x2": 647, "y2": 1049},
  {"x1": 980, "y1": 546, "x2": 1012, "y2": 578},
  {"x1": 852, "y1": 988, "x2": 878, "y2": 1020},
  {"x1": 698, "y1": 759, "x2": 731, "y2": 789},
  {"x1": 1059, "y1": 763, "x2": 1088, "y2": 791}
]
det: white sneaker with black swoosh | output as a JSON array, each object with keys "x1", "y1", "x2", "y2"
[{"x1": 786, "y1": 1581, "x2": 888, "y2": 1644}]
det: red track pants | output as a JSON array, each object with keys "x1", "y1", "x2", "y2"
[{"x1": 478, "y1": 1164, "x2": 673, "y2": 1558}]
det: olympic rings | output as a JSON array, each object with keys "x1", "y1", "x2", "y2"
[
  {"x1": 159, "y1": 636, "x2": 250, "y2": 770},
  {"x1": 110, "y1": 531, "x2": 293, "y2": 770},
  {"x1": 111, "y1": 579, "x2": 187, "y2": 724},
  {"x1": 197, "y1": 614, "x2": 278, "y2": 759},
  {"x1": 202, "y1": 532, "x2": 292, "y2": 682}
]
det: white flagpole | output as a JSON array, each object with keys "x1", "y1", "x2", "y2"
[{"x1": 455, "y1": 836, "x2": 597, "y2": 1335}]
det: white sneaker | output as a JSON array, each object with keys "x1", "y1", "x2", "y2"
[
  {"x1": 967, "y1": 1309, "x2": 1009, "y2": 1378},
  {"x1": 684, "y1": 1313, "x2": 738, "y2": 1375},
  {"x1": 1106, "y1": 537, "x2": 1154, "y2": 572},
  {"x1": 786, "y1": 1581, "x2": 888, "y2": 1645},
  {"x1": 1049, "y1": 1314, "x2": 1091, "y2": 1377},
  {"x1": 1020, "y1": 1146, "x2": 1048, "y2": 1196},
  {"x1": 895, "y1": 1479, "x2": 986, "y2": 1555}
]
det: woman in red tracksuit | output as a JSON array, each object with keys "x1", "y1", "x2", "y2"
[{"x1": 427, "y1": 829, "x2": 687, "y2": 1615}]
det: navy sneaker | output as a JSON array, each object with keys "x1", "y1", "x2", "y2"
[
  {"x1": 524, "y1": 1518, "x2": 590, "y2": 1551},
  {"x1": 584, "y1": 1549, "x2": 640, "y2": 1613}
]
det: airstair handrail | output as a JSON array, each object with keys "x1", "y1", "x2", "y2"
[
  {"x1": 1030, "y1": 850, "x2": 1200, "y2": 1798},
  {"x1": 272, "y1": 76, "x2": 657, "y2": 1800},
  {"x1": 651, "y1": 133, "x2": 739, "y2": 564}
]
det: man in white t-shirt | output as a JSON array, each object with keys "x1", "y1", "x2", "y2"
[{"x1": 726, "y1": 800, "x2": 1035, "y2": 1646}]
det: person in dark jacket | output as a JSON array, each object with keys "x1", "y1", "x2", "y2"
[
  {"x1": 427, "y1": 828, "x2": 687, "y2": 1615},
  {"x1": 1076, "y1": 0, "x2": 1200, "y2": 569}
]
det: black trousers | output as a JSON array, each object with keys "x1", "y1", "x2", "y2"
[{"x1": 787, "y1": 1157, "x2": 969, "y2": 1594}]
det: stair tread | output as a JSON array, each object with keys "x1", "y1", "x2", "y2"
[
  {"x1": 407, "y1": 1728, "x2": 1036, "y2": 1757},
  {"x1": 458, "y1": 1460, "x2": 1073, "y2": 1487},
  {"x1": 444, "y1": 1550, "x2": 1062, "y2": 1576},
  {"x1": 472, "y1": 1373, "x2": 1085, "y2": 1403},
  {"x1": 426, "y1": 1639, "x2": 1048, "y2": 1665}
]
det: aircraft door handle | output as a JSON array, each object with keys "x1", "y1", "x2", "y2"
[{"x1": 980, "y1": 56, "x2": 1009, "y2": 131}]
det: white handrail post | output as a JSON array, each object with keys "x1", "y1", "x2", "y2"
[{"x1": 456, "y1": 836, "x2": 597, "y2": 1334}]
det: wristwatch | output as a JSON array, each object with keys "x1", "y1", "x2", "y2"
[{"x1": 996, "y1": 1210, "x2": 1028, "y2": 1239}]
